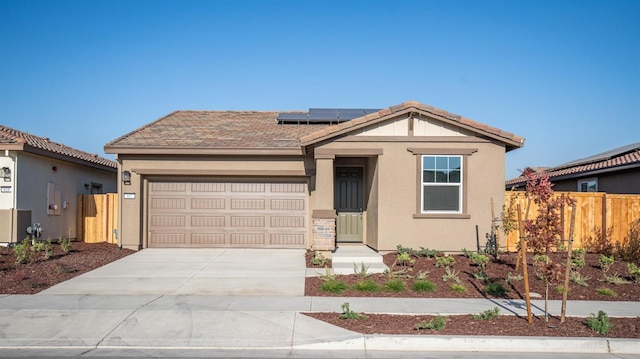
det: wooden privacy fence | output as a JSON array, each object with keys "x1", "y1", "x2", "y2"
[
  {"x1": 503, "y1": 192, "x2": 640, "y2": 251},
  {"x1": 76, "y1": 193, "x2": 118, "y2": 244}
]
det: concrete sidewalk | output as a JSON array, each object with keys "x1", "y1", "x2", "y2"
[{"x1": 0, "y1": 295, "x2": 637, "y2": 356}]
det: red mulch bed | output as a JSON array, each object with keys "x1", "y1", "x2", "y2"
[
  {"x1": 306, "y1": 251, "x2": 640, "y2": 301},
  {"x1": 0, "y1": 241, "x2": 134, "y2": 294},
  {"x1": 305, "y1": 250, "x2": 640, "y2": 338},
  {"x1": 303, "y1": 312, "x2": 640, "y2": 338}
]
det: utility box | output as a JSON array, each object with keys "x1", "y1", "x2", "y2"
[{"x1": 0, "y1": 209, "x2": 32, "y2": 244}]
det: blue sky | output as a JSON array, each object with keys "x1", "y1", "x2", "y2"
[{"x1": 1, "y1": 0, "x2": 638, "y2": 179}]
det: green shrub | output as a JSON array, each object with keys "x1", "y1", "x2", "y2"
[
  {"x1": 435, "y1": 256, "x2": 455, "y2": 268},
  {"x1": 339, "y1": 302, "x2": 367, "y2": 320},
  {"x1": 321, "y1": 279, "x2": 347, "y2": 294},
  {"x1": 60, "y1": 237, "x2": 72, "y2": 253},
  {"x1": 569, "y1": 271, "x2": 590, "y2": 286},
  {"x1": 441, "y1": 267, "x2": 461, "y2": 283},
  {"x1": 506, "y1": 272, "x2": 523, "y2": 283},
  {"x1": 586, "y1": 310, "x2": 612, "y2": 335},
  {"x1": 595, "y1": 287, "x2": 617, "y2": 297},
  {"x1": 417, "y1": 247, "x2": 441, "y2": 258},
  {"x1": 414, "y1": 315, "x2": 448, "y2": 331},
  {"x1": 470, "y1": 253, "x2": 489, "y2": 269},
  {"x1": 450, "y1": 283, "x2": 467, "y2": 293},
  {"x1": 384, "y1": 279, "x2": 406, "y2": 292},
  {"x1": 310, "y1": 251, "x2": 329, "y2": 267},
  {"x1": 605, "y1": 272, "x2": 629, "y2": 285},
  {"x1": 14, "y1": 240, "x2": 32, "y2": 265},
  {"x1": 599, "y1": 254, "x2": 615, "y2": 273},
  {"x1": 32, "y1": 239, "x2": 53, "y2": 260},
  {"x1": 627, "y1": 263, "x2": 640, "y2": 283},
  {"x1": 472, "y1": 307, "x2": 500, "y2": 321},
  {"x1": 484, "y1": 282, "x2": 507, "y2": 297},
  {"x1": 396, "y1": 252, "x2": 415, "y2": 267},
  {"x1": 353, "y1": 279, "x2": 380, "y2": 292},
  {"x1": 412, "y1": 280, "x2": 437, "y2": 292}
]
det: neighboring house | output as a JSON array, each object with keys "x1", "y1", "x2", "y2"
[
  {"x1": 0, "y1": 125, "x2": 117, "y2": 244},
  {"x1": 105, "y1": 101, "x2": 524, "y2": 252},
  {"x1": 506, "y1": 142, "x2": 640, "y2": 194}
]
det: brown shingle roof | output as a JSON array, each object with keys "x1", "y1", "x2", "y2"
[
  {"x1": 0, "y1": 124, "x2": 117, "y2": 169},
  {"x1": 106, "y1": 101, "x2": 525, "y2": 153},
  {"x1": 105, "y1": 111, "x2": 329, "y2": 151},
  {"x1": 506, "y1": 143, "x2": 640, "y2": 186}
]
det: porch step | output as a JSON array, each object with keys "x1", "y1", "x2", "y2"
[{"x1": 331, "y1": 245, "x2": 389, "y2": 275}]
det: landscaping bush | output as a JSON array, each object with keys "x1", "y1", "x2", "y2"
[
  {"x1": 412, "y1": 280, "x2": 437, "y2": 292},
  {"x1": 582, "y1": 226, "x2": 614, "y2": 256},
  {"x1": 383, "y1": 279, "x2": 406, "y2": 292},
  {"x1": 414, "y1": 315, "x2": 448, "y2": 331},
  {"x1": 616, "y1": 219, "x2": 640, "y2": 263},
  {"x1": 586, "y1": 310, "x2": 612, "y2": 335},
  {"x1": 321, "y1": 279, "x2": 347, "y2": 294},
  {"x1": 353, "y1": 279, "x2": 380, "y2": 292},
  {"x1": 472, "y1": 307, "x2": 500, "y2": 321},
  {"x1": 484, "y1": 282, "x2": 507, "y2": 297}
]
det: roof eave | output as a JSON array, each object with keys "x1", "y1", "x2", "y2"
[
  {"x1": 105, "y1": 146, "x2": 305, "y2": 156},
  {"x1": 22, "y1": 145, "x2": 117, "y2": 172},
  {"x1": 300, "y1": 105, "x2": 525, "y2": 150}
]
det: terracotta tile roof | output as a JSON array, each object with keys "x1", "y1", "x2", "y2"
[
  {"x1": 106, "y1": 101, "x2": 524, "y2": 153},
  {"x1": 299, "y1": 100, "x2": 525, "y2": 150},
  {"x1": 105, "y1": 111, "x2": 329, "y2": 151},
  {"x1": 506, "y1": 143, "x2": 640, "y2": 186},
  {"x1": 0, "y1": 124, "x2": 117, "y2": 169}
]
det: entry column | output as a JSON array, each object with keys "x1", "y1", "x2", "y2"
[{"x1": 311, "y1": 156, "x2": 336, "y2": 251}]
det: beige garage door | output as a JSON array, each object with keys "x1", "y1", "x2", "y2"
[{"x1": 148, "y1": 181, "x2": 307, "y2": 248}]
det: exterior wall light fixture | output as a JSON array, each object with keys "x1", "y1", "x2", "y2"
[
  {"x1": 1, "y1": 167, "x2": 10, "y2": 182},
  {"x1": 122, "y1": 170, "x2": 131, "y2": 185}
]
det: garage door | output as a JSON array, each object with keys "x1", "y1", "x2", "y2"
[{"x1": 148, "y1": 181, "x2": 307, "y2": 248}]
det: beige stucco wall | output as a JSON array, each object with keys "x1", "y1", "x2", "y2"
[
  {"x1": 0, "y1": 152, "x2": 116, "y2": 242},
  {"x1": 315, "y1": 135, "x2": 506, "y2": 252},
  {"x1": 117, "y1": 155, "x2": 314, "y2": 250}
]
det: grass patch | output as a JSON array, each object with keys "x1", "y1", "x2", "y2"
[
  {"x1": 412, "y1": 280, "x2": 437, "y2": 292},
  {"x1": 450, "y1": 283, "x2": 467, "y2": 293},
  {"x1": 321, "y1": 280, "x2": 347, "y2": 294},
  {"x1": 472, "y1": 307, "x2": 500, "y2": 321},
  {"x1": 383, "y1": 279, "x2": 406, "y2": 292},
  {"x1": 415, "y1": 315, "x2": 448, "y2": 331},
  {"x1": 595, "y1": 287, "x2": 617, "y2": 297},
  {"x1": 353, "y1": 279, "x2": 380, "y2": 292}
]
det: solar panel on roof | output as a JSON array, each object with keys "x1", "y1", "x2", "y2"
[
  {"x1": 277, "y1": 113, "x2": 307, "y2": 121},
  {"x1": 278, "y1": 108, "x2": 381, "y2": 124},
  {"x1": 308, "y1": 108, "x2": 338, "y2": 121}
]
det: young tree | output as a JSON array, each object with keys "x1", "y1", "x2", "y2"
[{"x1": 522, "y1": 171, "x2": 575, "y2": 322}]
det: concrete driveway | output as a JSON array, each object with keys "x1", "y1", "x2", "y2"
[{"x1": 39, "y1": 248, "x2": 306, "y2": 296}]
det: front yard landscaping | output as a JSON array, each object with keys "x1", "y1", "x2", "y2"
[{"x1": 304, "y1": 247, "x2": 640, "y2": 338}]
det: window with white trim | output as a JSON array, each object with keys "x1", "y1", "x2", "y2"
[
  {"x1": 578, "y1": 178, "x2": 597, "y2": 192},
  {"x1": 421, "y1": 155, "x2": 462, "y2": 213}
]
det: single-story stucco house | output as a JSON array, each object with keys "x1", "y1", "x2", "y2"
[
  {"x1": 105, "y1": 101, "x2": 524, "y2": 252},
  {"x1": 0, "y1": 125, "x2": 117, "y2": 243}
]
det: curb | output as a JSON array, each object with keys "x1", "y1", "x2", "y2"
[{"x1": 294, "y1": 335, "x2": 640, "y2": 354}]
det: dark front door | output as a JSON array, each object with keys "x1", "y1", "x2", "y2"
[{"x1": 335, "y1": 167, "x2": 363, "y2": 243}]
